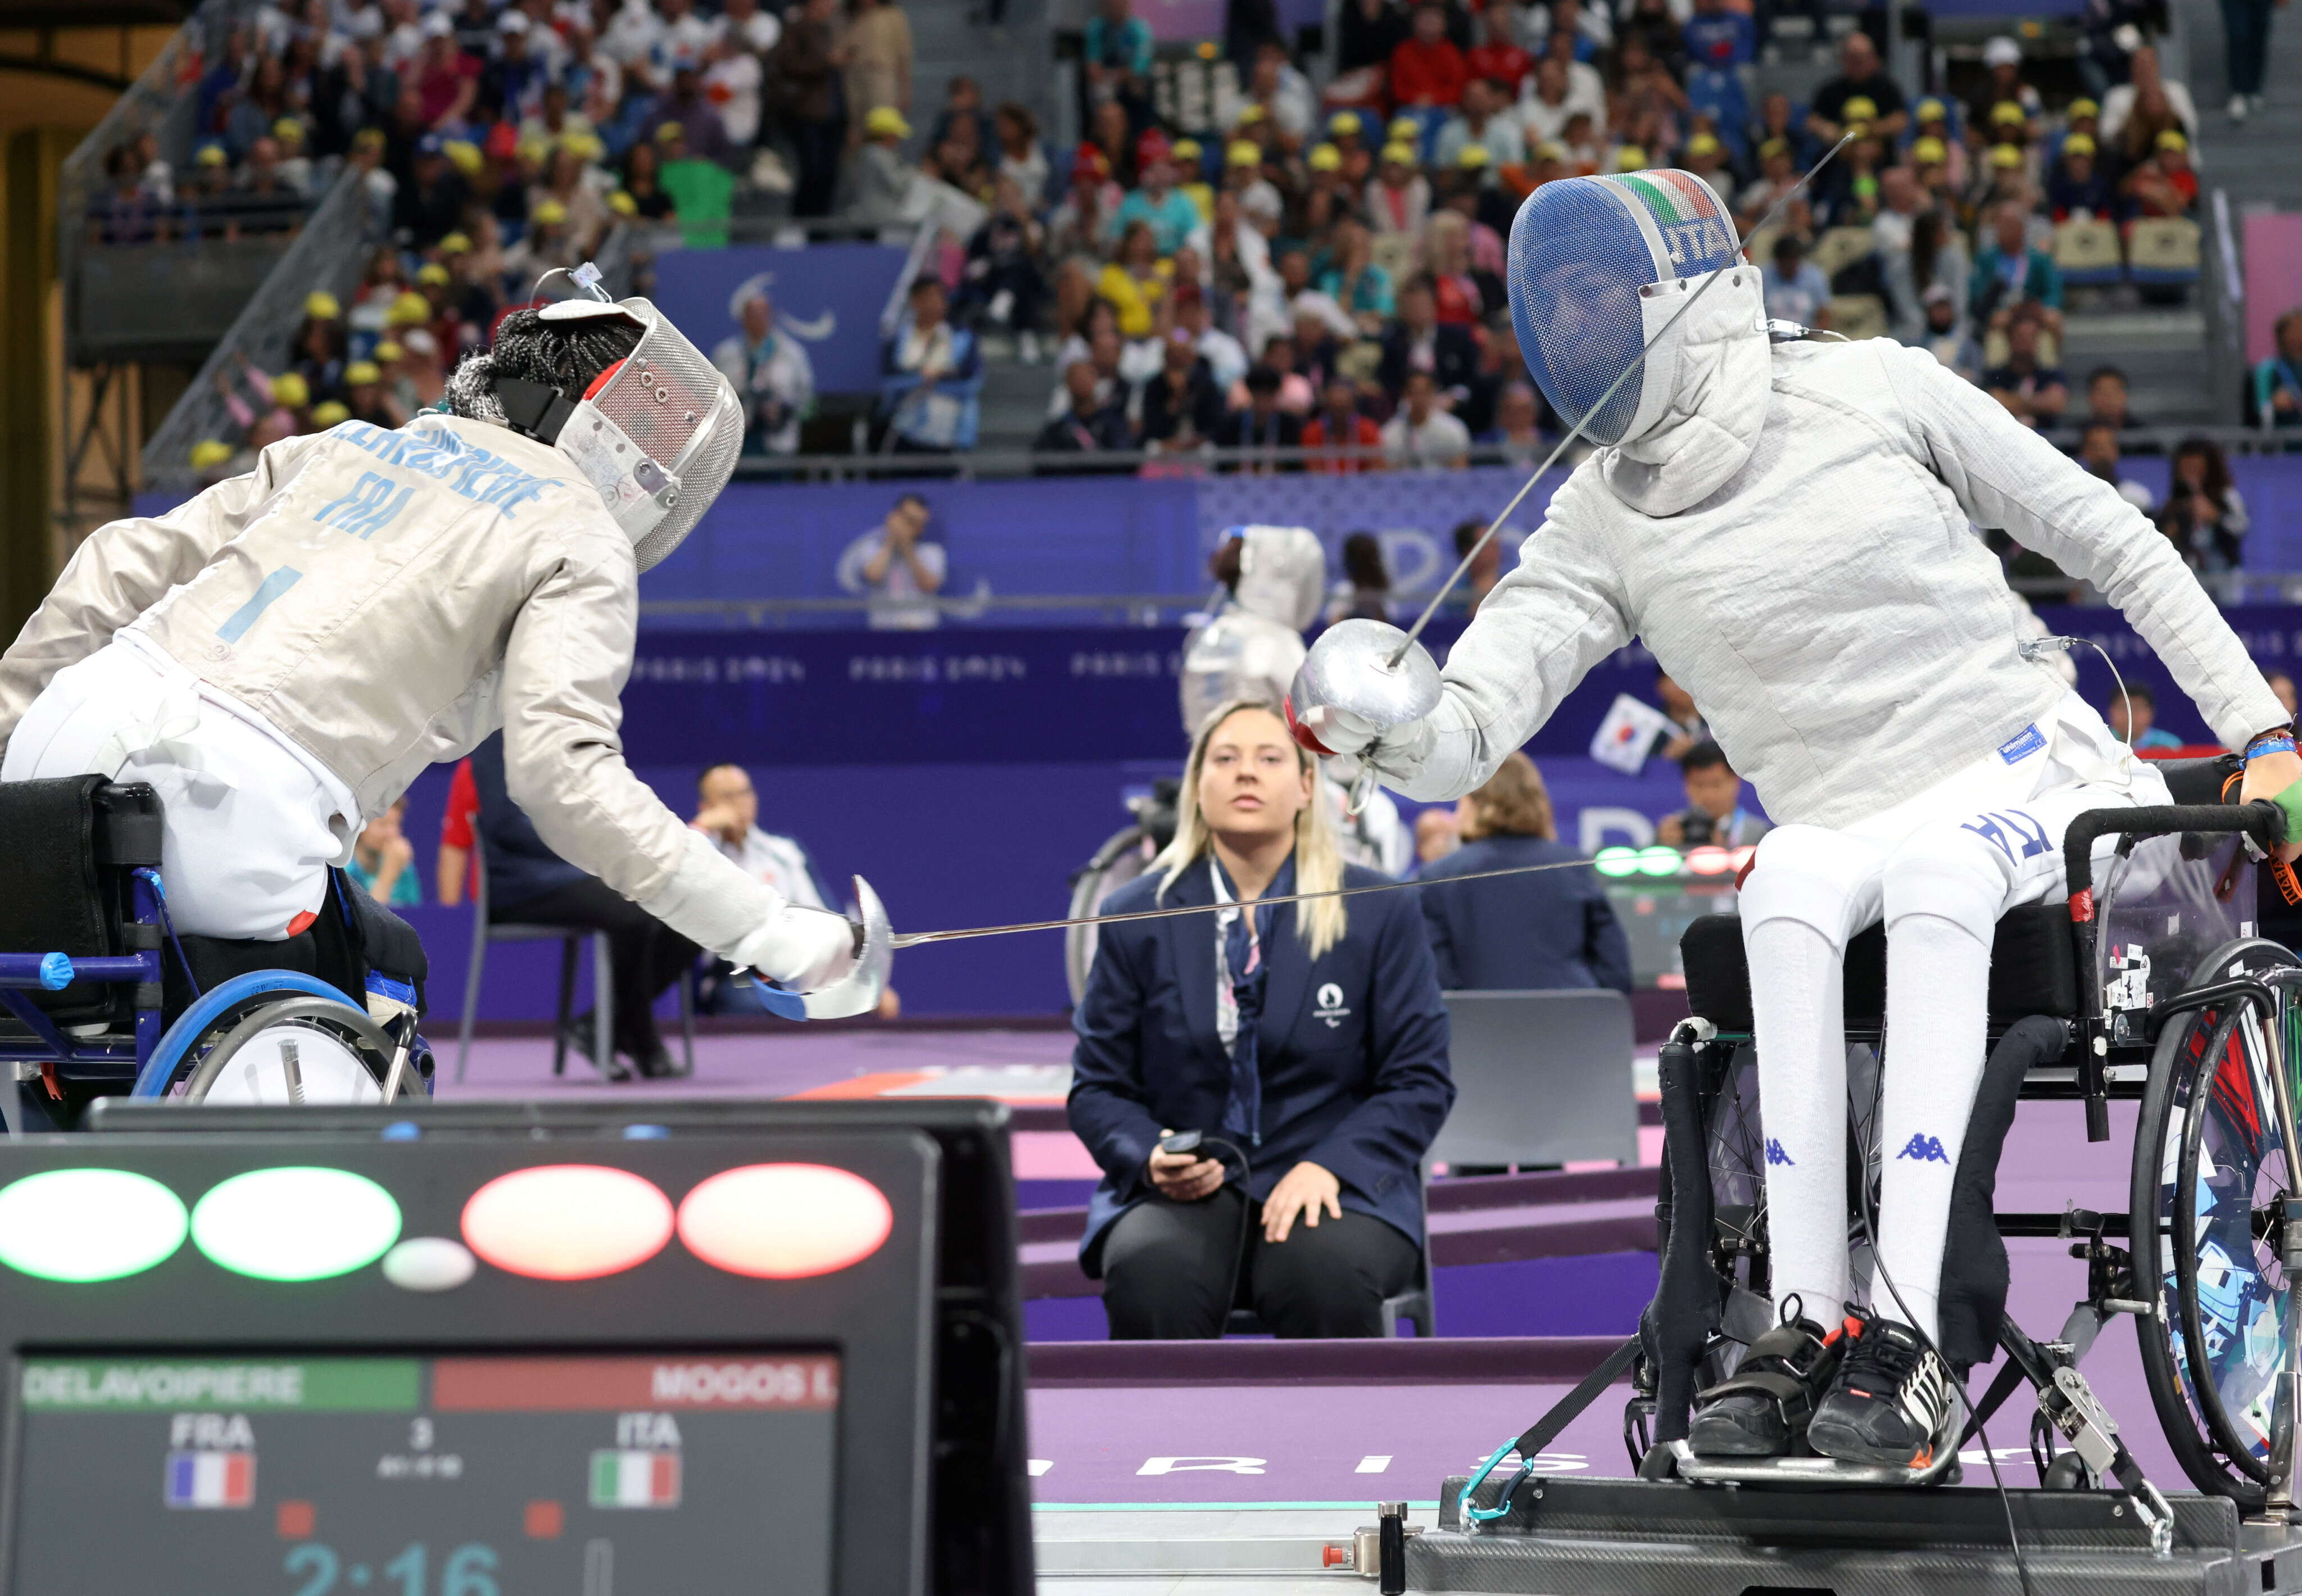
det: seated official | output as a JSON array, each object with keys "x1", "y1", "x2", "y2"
[
  {"x1": 690, "y1": 761, "x2": 900, "y2": 1019},
  {"x1": 470, "y1": 733, "x2": 699, "y2": 1081},
  {"x1": 1069, "y1": 701, "x2": 1455, "y2": 1339},
  {"x1": 1656, "y1": 740, "x2": 1773, "y2": 848},
  {"x1": 1417, "y1": 752, "x2": 1633, "y2": 994}
]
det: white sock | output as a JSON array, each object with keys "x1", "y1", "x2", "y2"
[
  {"x1": 1746, "y1": 915, "x2": 1851, "y2": 1326},
  {"x1": 1873, "y1": 910, "x2": 1993, "y2": 1346}
]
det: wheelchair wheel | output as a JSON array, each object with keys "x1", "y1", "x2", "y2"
[
  {"x1": 1063, "y1": 825, "x2": 1158, "y2": 1006},
  {"x1": 2132, "y1": 937, "x2": 2299, "y2": 1511},
  {"x1": 133, "y1": 973, "x2": 397, "y2": 1105}
]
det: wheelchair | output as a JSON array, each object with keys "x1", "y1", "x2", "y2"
[
  {"x1": 1608, "y1": 755, "x2": 2302, "y2": 1518},
  {"x1": 0, "y1": 777, "x2": 433, "y2": 1126}
]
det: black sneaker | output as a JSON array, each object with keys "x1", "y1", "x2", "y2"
[
  {"x1": 1807, "y1": 1312, "x2": 1959, "y2": 1471},
  {"x1": 1688, "y1": 1303, "x2": 1855, "y2": 1457},
  {"x1": 559, "y1": 1017, "x2": 631, "y2": 1084}
]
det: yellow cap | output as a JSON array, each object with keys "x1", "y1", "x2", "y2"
[
  {"x1": 345, "y1": 361, "x2": 382, "y2": 386},
  {"x1": 1389, "y1": 115, "x2": 1420, "y2": 142},
  {"x1": 273, "y1": 116, "x2": 305, "y2": 142},
  {"x1": 1535, "y1": 140, "x2": 1564, "y2": 162},
  {"x1": 1992, "y1": 100, "x2": 2027, "y2": 124},
  {"x1": 440, "y1": 230, "x2": 472, "y2": 255},
  {"x1": 1227, "y1": 139, "x2": 1262, "y2": 166},
  {"x1": 1687, "y1": 132, "x2": 1721, "y2": 157},
  {"x1": 374, "y1": 341, "x2": 404, "y2": 363},
  {"x1": 518, "y1": 136, "x2": 552, "y2": 166},
  {"x1": 1843, "y1": 96, "x2": 1878, "y2": 124},
  {"x1": 1760, "y1": 136, "x2": 1789, "y2": 159},
  {"x1": 563, "y1": 132, "x2": 605, "y2": 162},
  {"x1": 196, "y1": 143, "x2": 226, "y2": 167},
  {"x1": 269, "y1": 371, "x2": 310, "y2": 409},
  {"x1": 1613, "y1": 145, "x2": 1646, "y2": 172},
  {"x1": 311, "y1": 400, "x2": 350, "y2": 427},
  {"x1": 443, "y1": 139, "x2": 482, "y2": 175},
  {"x1": 1456, "y1": 143, "x2": 1492, "y2": 167},
  {"x1": 1308, "y1": 142, "x2": 1342, "y2": 171},
  {"x1": 1329, "y1": 111, "x2": 1362, "y2": 137},
  {"x1": 2157, "y1": 127, "x2": 2188, "y2": 151},
  {"x1": 387, "y1": 289, "x2": 432, "y2": 325},
  {"x1": 864, "y1": 106, "x2": 910, "y2": 139},
  {"x1": 2063, "y1": 133, "x2": 2096, "y2": 157},
  {"x1": 1988, "y1": 142, "x2": 2023, "y2": 167},
  {"x1": 656, "y1": 120, "x2": 687, "y2": 144},
  {"x1": 2069, "y1": 96, "x2": 2100, "y2": 118},
  {"x1": 1172, "y1": 138, "x2": 1202, "y2": 161},
  {"x1": 1235, "y1": 103, "x2": 1266, "y2": 125},
  {"x1": 532, "y1": 197, "x2": 568, "y2": 224},
  {"x1": 1916, "y1": 97, "x2": 1946, "y2": 121},
  {"x1": 353, "y1": 126, "x2": 386, "y2": 151},
  {"x1": 1380, "y1": 140, "x2": 1417, "y2": 166},
  {"x1": 190, "y1": 439, "x2": 234, "y2": 469},
  {"x1": 1912, "y1": 136, "x2": 1947, "y2": 164},
  {"x1": 304, "y1": 291, "x2": 341, "y2": 320},
  {"x1": 416, "y1": 262, "x2": 450, "y2": 285},
  {"x1": 608, "y1": 188, "x2": 638, "y2": 215}
]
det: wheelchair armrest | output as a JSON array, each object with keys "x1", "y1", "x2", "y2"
[{"x1": 2064, "y1": 800, "x2": 2285, "y2": 918}]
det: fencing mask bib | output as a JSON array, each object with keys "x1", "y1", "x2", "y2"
[{"x1": 1507, "y1": 170, "x2": 1748, "y2": 448}]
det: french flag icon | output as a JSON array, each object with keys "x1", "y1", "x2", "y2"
[{"x1": 165, "y1": 1450, "x2": 256, "y2": 1509}]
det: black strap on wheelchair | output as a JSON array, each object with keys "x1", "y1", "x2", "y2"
[
  {"x1": 1957, "y1": 1353, "x2": 2033, "y2": 1450},
  {"x1": 1646, "y1": 1023, "x2": 1724, "y2": 1444},
  {"x1": 1502, "y1": 1334, "x2": 1643, "y2": 1467}
]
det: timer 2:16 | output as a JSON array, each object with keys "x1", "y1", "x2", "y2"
[{"x1": 285, "y1": 1541, "x2": 499, "y2": 1596}]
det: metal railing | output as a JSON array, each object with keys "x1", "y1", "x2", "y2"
[
  {"x1": 57, "y1": 0, "x2": 271, "y2": 365},
  {"x1": 637, "y1": 592, "x2": 1218, "y2": 627},
  {"x1": 2205, "y1": 188, "x2": 2250, "y2": 429},
  {"x1": 140, "y1": 166, "x2": 386, "y2": 488}
]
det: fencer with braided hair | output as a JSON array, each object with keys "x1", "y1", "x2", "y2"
[{"x1": 0, "y1": 291, "x2": 884, "y2": 1048}]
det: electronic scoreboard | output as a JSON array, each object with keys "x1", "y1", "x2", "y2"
[{"x1": 0, "y1": 1099, "x2": 1033, "y2": 1595}]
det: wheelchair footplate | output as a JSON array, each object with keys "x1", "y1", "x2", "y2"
[{"x1": 1665, "y1": 1438, "x2": 1962, "y2": 1489}]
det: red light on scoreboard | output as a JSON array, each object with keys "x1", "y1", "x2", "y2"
[
  {"x1": 459, "y1": 1166, "x2": 674, "y2": 1281},
  {"x1": 676, "y1": 1164, "x2": 894, "y2": 1280}
]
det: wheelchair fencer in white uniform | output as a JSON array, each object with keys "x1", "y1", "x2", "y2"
[
  {"x1": 0, "y1": 279, "x2": 891, "y2": 1104},
  {"x1": 1293, "y1": 169, "x2": 2302, "y2": 1475}
]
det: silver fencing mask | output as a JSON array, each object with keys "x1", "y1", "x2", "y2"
[
  {"x1": 538, "y1": 296, "x2": 744, "y2": 573},
  {"x1": 1507, "y1": 170, "x2": 1747, "y2": 448}
]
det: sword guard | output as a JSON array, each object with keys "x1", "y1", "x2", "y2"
[{"x1": 800, "y1": 876, "x2": 893, "y2": 1019}]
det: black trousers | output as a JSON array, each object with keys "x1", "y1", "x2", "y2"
[
  {"x1": 493, "y1": 878, "x2": 699, "y2": 1058},
  {"x1": 790, "y1": 117, "x2": 844, "y2": 217},
  {"x1": 1100, "y1": 1187, "x2": 1420, "y2": 1339}
]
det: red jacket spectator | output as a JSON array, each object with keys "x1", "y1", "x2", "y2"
[
  {"x1": 1304, "y1": 411, "x2": 1385, "y2": 471},
  {"x1": 1465, "y1": 39, "x2": 1531, "y2": 98},
  {"x1": 437, "y1": 756, "x2": 480, "y2": 904},
  {"x1": 1390, "y1": 36, "x2": 1469, "y2": 108}
]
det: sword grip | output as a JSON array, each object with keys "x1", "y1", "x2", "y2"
[{"x1": 1345, "y1": 766, "x2": 1375, "y2": 818}]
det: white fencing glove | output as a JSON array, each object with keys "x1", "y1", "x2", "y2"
[{"x1": 729, "y1": 903, "x2": 863, "y2": 994}]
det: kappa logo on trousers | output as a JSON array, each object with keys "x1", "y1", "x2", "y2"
[{"x1": 1895, "y1": 1134, "x2": 1950, "y2": 1164}]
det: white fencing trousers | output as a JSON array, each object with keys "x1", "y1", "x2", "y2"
[
  {"x1": 1, "y1": 634, "x2": 358, "y2": 941},
  {"x1": 1737, "y1": 692, "x2": 2167, "y2": 1345}
]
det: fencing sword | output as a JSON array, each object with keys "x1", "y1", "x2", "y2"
[{"x1": 885, "y1": 854, "x2": 1645, "y2": 950}]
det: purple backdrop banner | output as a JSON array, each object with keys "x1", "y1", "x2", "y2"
[{"x1": 647, "y1": 243, "x2": 911, "y2": 395}]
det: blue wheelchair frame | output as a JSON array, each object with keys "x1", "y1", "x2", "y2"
[{"x1": 0, "y1": 865, "x2": 366, "y2": 1102}]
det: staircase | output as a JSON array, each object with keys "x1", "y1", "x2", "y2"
[
  {"x1": 903, "y1": 0, "x2": 1057, "y2": 147},
  {"x1": 2061, "y1": 308, "x2": 2217, "y2": 428},
  {"x1": 2176, "y1": 0, "x2": 2302, "y2": 212}
]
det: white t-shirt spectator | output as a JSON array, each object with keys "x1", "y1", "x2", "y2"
[
  {"x1": 1436, "y1": 112, "x2": 1527, "y2": 171},
  {"x1": 708, "y1": 824, "x2": 829, "y2": 910},
  {"x1": 712, "y1": 327, "x2": 815, "y2": 454},
  {"x1": 1762, "y1": 259, "x2": 1833, "y2": 327},
  {"x1": 1381, "y1": 406, "x2": 1473, "y2": 467},
  {"x1": 601, "y1": 0, "x2": 665, "y2": 67},
  {"x1": 704, "y1": 48, "x2": 766, "y2": 144},
  {"x1": 839, "y1": 527, "x2": 949, "y2": 630}
]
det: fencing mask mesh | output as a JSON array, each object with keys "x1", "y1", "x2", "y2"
[
  {"x1": 1507, "y1": 170, "x2": 1742, "y2": 447},
  {"x1": 543, "y1": 296, "x2": 743, "y2": 573}
]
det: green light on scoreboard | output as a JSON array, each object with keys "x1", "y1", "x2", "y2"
[
  {"x1": 0, "y1": 1169, "x2": 187, "y2": 1283},
  {"x1": 1636, "y1": 846, "x2": 1684, "y2": 877},
  {"x1": 1594, "y1": 847, "x2": 1641, "y2": 877},
  {"x1": 191, "y1": 1168, "x2": 402, "y2": 1282}
]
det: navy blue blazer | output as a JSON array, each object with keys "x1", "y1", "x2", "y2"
[
  {"x1": 1067, "y1": 856, "x2": 1455, "y2": 1276},
  {"x1": 1417, "y1": 835, "x2": 1634, "y2": 995}
]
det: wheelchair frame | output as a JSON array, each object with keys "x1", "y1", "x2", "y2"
[{"x1": 1469, "y1": 791, "x2": 2302, "y2": 1539}]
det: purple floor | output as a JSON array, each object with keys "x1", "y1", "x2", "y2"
[{"x1": 436, "y1": 1027, "x2": 1077, "y2": 1102}]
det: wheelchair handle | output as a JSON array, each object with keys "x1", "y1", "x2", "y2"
[
  {"x1": 2061, "y1": 800, "x2": 2286, "y2": 920},
  {"x1": 2062, "y1": 799, "x2": 2286, "y2": 1144},
  {"x1": 0, "y1": 953, "x2": 75, "y2": 991}
]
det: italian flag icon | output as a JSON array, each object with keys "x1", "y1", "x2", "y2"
[
  {"x1": 165, "y1": 1450, "x2": 255, "y2": 1509},
  {"x1": 590, "y1": 1450, "x2": 680, "y2": 1509}
]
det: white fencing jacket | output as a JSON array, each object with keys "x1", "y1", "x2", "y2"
[{"x1": 1383, "y1": 301, "x2": 2285, "y2": 828}]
